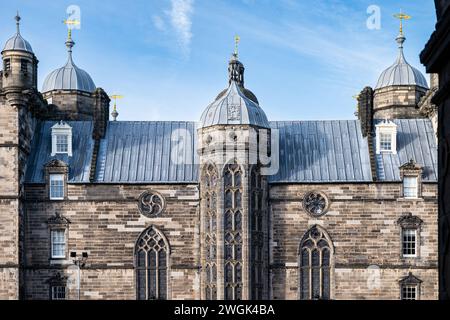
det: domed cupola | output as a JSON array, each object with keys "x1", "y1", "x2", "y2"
[
  {"x1": 373, "y1": 15, "x2": 430, "y2": 120},
  {"x1": 375, "y1": 33, "x2": 428, "y2": 90},
  {"x1": 199, "y1": 53, "x2": 270, "y2": 129},
  {"x1": 42, "y1": 30, "x2": 96, "y2": 93},
  {"x1": 2, "y1": 14, "x2": 33, "y2": 54}
]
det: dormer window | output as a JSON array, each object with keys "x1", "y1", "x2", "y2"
[
  {"x1": 375, "y1": 120, "x2": 397, "y2": 154},
  {"x1": 51, "y1": 121, "x2": 72, "y2": 156}
]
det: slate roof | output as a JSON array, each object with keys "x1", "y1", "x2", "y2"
[{"x1": 25, "y1": 119, "x2": 437, "y2": 184}]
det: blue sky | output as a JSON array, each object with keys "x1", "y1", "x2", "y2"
[{"x1": 0, "y1": 0, "x2": 436, "y2": 121}]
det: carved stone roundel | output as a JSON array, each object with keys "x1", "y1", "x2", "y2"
[
  {"x1": 138, "y1": 191, "x2": 165, "y2": 217},
  {"x1": 303, "y1": 191, "x2": 329, "y2": 217}
]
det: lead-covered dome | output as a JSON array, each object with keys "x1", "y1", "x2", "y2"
[
  {"x1": 2, "y1": 14, "x2": 33, "y2": 54},
  {"x1": 42, "y1": 32, "x2": 96, "y2": 93},
  {"x1": 200, "y1": 81, "x2": 269, "y2": 128},
  {"x1": 375, "y1": 33, "x2": 428, "y2": 90}
]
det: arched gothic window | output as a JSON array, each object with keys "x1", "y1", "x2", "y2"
[
  {"x1": 299, "y1": 226, "x2": 332, "y2": 300},
  {"x1": 224, "y1": 163, "x2": 243, "y2": 300},
  {"x1": 135, "y1": 226, "x2": 169, "y2": 300},
  {"x1": 250, "y1": 167, "x2": 264, "y2": 299},
  {"x1": 203, "y1": 164, "x2": 218, "y2": 299}
]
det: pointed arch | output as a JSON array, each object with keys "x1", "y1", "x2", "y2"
[
  {"x1": 298, "y1": 225, "x2": 334, "y2": 300},
  {"x1": 135, "y1": 225, "x2": 170, "y2": 300}
]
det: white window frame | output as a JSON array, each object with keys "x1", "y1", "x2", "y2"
[
  {"x1": 51, "y1": 285, "x2": 67, "y2": 300},
  {"x1": 401, "y1": 284, "x2": 418, "y2": 300},
  {"x1": 49, "y1": 174, "x2": 65, "y2": 200},
  {"x1": 402, "y1": 229, "x2": 417, "y2": 258},
  {"x1": 51, "y1": 229, "x2": 66, "y2": 259},
  {"x1": 403, "y1": 176, "x2": 418, "y2": 199},
  {"x1": 51, "y1": 121, "x2": 72, "y2": 156},
  {"x1": 375, "y1": 120, "x2": 397, "y2": 154}
]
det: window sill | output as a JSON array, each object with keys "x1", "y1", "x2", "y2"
[
  {"x1": 49, "y1": 259, "x2": 70, "y2": 266},
  {"x1": 397, "y1": 198, "x2": 423, "y2": 202}
]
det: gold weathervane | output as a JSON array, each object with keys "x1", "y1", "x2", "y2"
[
  {"x1": 63, "y1": 19, "x2": 80, "y2": 39},
  {"x1": 234, "y1": 35, "x2": 240, "y2": 57},
  {"x1": 393, "y1": 10, "x2": 411, "y2": 34},
  {"x1": 110, "y1": 95, "x2": 124, "y2": 113}
]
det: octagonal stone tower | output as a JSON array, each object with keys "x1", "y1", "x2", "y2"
[
  {"x1": 373, "y1": 30, "x2": 429, "y2": 119},
  {"x1": 197, "y1": 52, "x2": 271, "y2": 300}
]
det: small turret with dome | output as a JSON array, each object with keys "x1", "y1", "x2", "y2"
[
  {"x1": 373, "y1": 12, "x2": 429, "y2": 119},
  {"x1": 41, "y1": 27, "x2": 102, "y2": 121},
  {"x1": 199, "y1": 38, "x2": 269, "y2": 129},
  {"x1": 1, "y1": 13, "x2": 38, "y2": 90}
]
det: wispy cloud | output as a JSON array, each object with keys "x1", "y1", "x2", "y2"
[
  {"x1": 168, "y1": 0, "x2": 194, "y2": 55},
  {"x1": 152, "y1": 15, "x2": 166, "y2": 31}
]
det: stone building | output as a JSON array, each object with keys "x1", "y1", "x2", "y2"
[{"x1": 0, "y1": 14, "x2": 439, "y2": 300}]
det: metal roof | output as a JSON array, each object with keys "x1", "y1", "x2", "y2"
[
  {"x1": 374, "y1": 119, "x2": 437, "y2": 182},
  {"x1": 269, "y1": 120, "x2": 373, "y2": 183},
  {"x1": 3, "y1": 33, "x2": 33, "y2": 53},
  {"x1": 199, "y1": 81, "x2": 270, "y2": 129},
  {"x1": 25, "y1": 119, "x2": 437, "y2": 184},
  {"x1": 375, "y1": 33, "x2": 428, "y2": 90},
  {"x1": 95, "y1": 121, "x2": 199, "y2": 183},
  {"x1": 25, "y1": 121, "x2": 94, "y2": 183}
]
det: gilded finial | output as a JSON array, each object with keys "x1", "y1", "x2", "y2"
[
  {"x1": 110, "y1": 95, "x2": 124, "y2": 121},
  {"x1": 394, "y1": 10, "x2": 411, "y2": 35},
  {"x1": 234, "y1": 35, "x2": 240, "y2": 57}
]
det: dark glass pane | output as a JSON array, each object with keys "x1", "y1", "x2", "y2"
[
  {"x1": 236, "y1": 244, "x2": 242, "y2": 261},
  {"x1": 225, "y1": 191, "x2": 233, "y2": 208},
  {"x1": 322, "y1": 249, "x2": 330, "y2": 267},
  {"x1": 206, "y1": 265, "x2": 211, "y2": 283},
  {"x1": 211, "y1": 214, "x2": 216, "y2": 232},
  {"x1": 300, "y1": 267, "x2": 309, "y2": 300},
  {"x1": 235, "y1": 190, "x2": 242, "y2": 208},
  {"x1": 258, "y1": 192, "x2": 263, "y2": 210},
  {"x1": 159, "y1": 268, "x2": 167, "y2": 299},
  {"x1": 225, "y1": 244, "x2": 232, "y2": 260},
  {"x1": 225, "y1": 286, "x2": 233, "y2": 300},
  {"x1": 224, "y1": 170, "x2": 232, "y2": 188},
  {"x1": 312, "y1": 267, "x2": 320, "y2": 299},
  {"x1": 301, "y1": 249, "x2": 309, "y2": 267},
  {"x1": 235, "y1": 285, "x2": 242, "y2": 300},
  {"x1": 235, "y1": 172, "x2": 242, "y2": 187},
  {"x1": 235, "y1": 211, "x2": 242, "y2": 231},
  {"x1": 211, "y1": 193, "x2": 217, "y2": 209},
  {"x1": 137, "y1": 269, "x2": 146, "y2": 300},
  {"x1": 211, "y1": 244, "x2": 216, "y2": 259},
  {"x1": 317, "y1": 239, "x2": 328, "y2": 248},
  {"x1": 137, "y1": 250, "x2": 146, "y2": 267},
  {"x1": 205, "y1": 287, "x2": 211, "y2": 300},
  {"x1": 225, "y1": 211, "x2": 233, "y2": 231},
  {"x1": 158, "y1": 250, "x2": 166, "y2": 268},
  {"x1": 322, "y1": 267, "x2": 330, "y2": 300},
  {"x1": 225, "y1": 263, "x2": 233, "y2": 282},
  {"x1": 312, "y1": 250, "x2": 320, "y2": 267},
  {"x1": 149, "y1": 250, "x2": 156, "y2": 268},
  {"x1": 212, "y1": 265, "x2": 217, "y2": 281},
  {"x1": 235, "y1": 263, "x2": 242, "y2": 283},
  {"x1": 148, "y1": 268, "x2": 157, "y2": 300}
]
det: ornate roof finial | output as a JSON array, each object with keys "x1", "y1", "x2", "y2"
[
  {"x1": 234, "y1": 35, "x2": 240, "y2": 58},
  {"x1": 394, "y1": 10, "x2": 411, "y2": 49},
  {"x1": 110, "y1": 95, "x2": 123, "y2": 121},
  {"x1": 63, "y1": 19, "x2": 79, "y2": 61},
  {"x1": 15, "y1": 11, "x2": 21, "y2": 34}
]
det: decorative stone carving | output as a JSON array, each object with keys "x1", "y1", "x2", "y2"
[
  {"x1": 399, "y1": 272, "x2": 423, "y2": 285},
  {"x1": 47, "y1": 212, "x2": 71, "y2": 228},
  {"x1": 397, "y1": 212, "x2": 423, "y2": 229},
  {"x1": 138, "y1": 191, "x2": 166, "y2": 217},
  {"x1": 303, "y1": 191, "x2": 329, "y2": 217}
]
